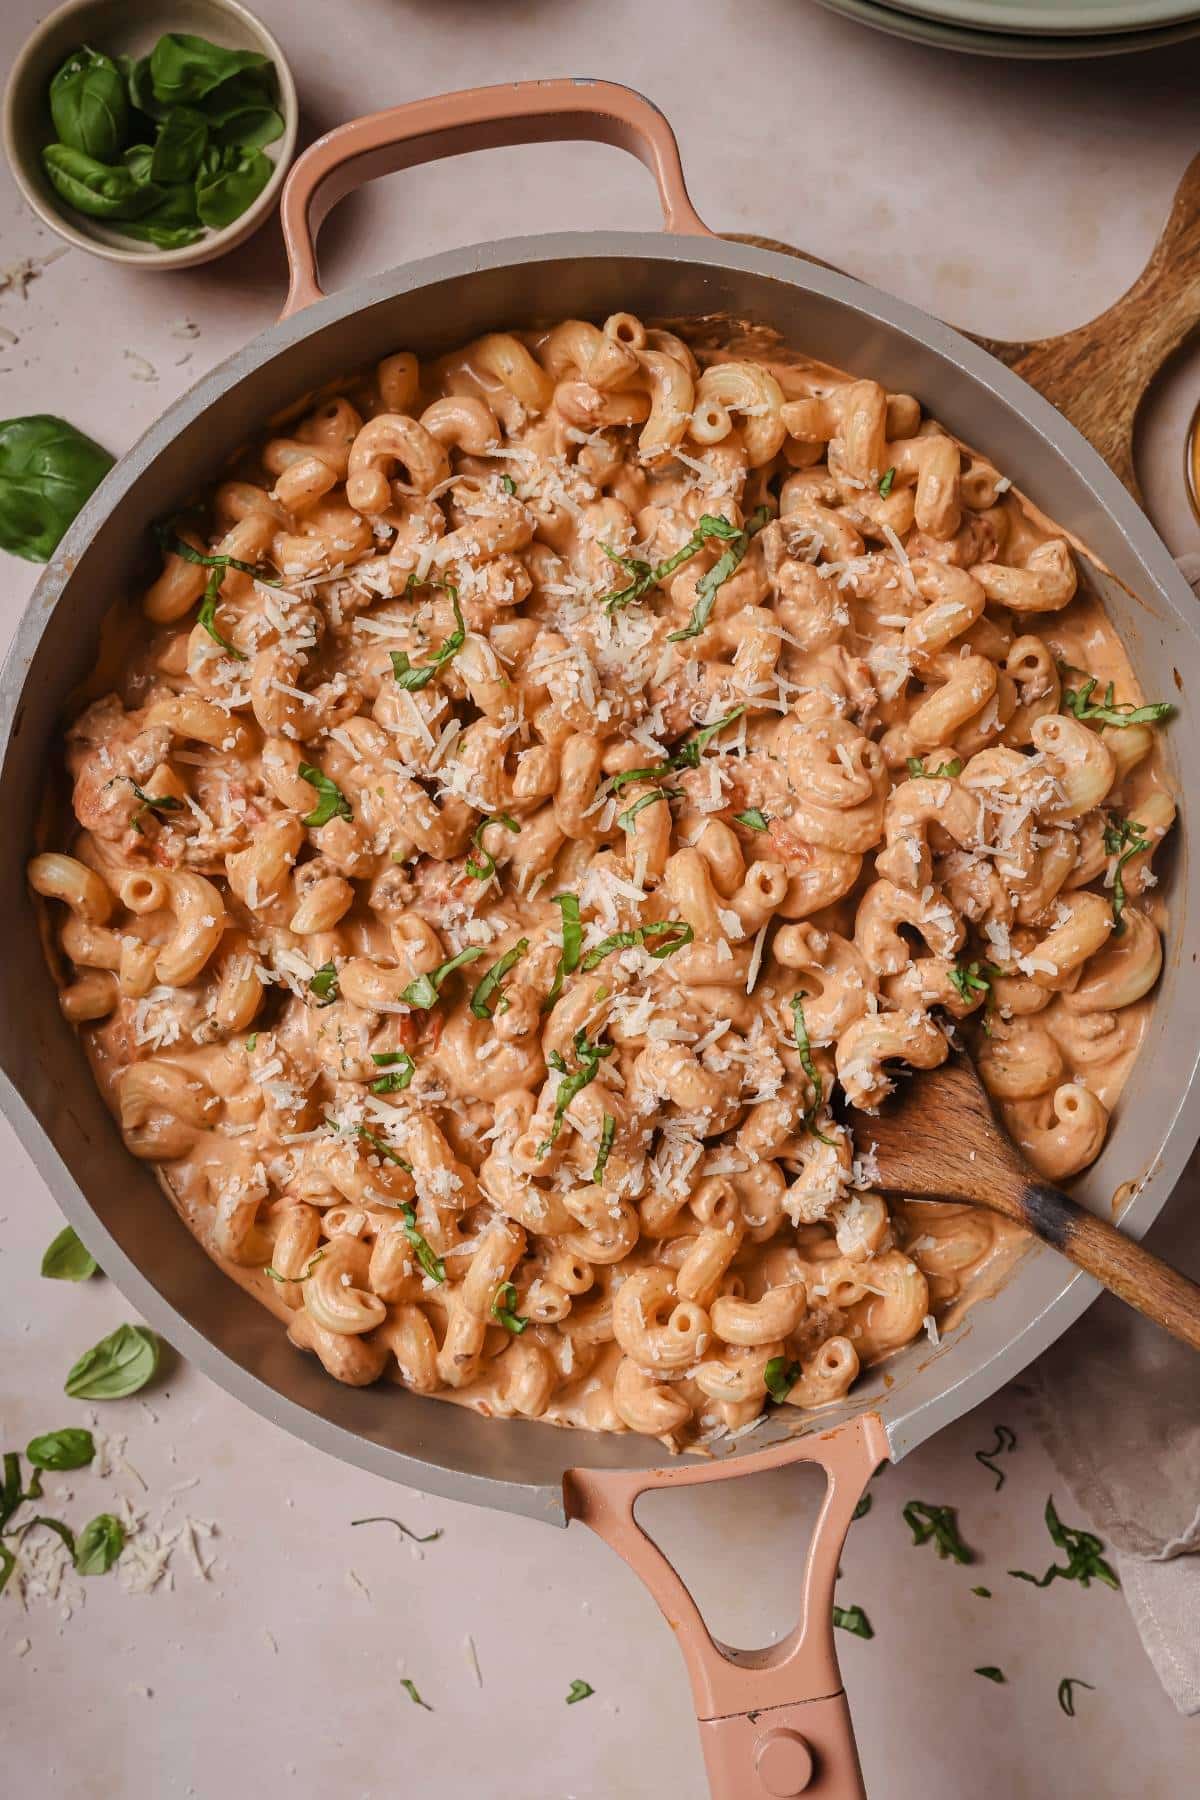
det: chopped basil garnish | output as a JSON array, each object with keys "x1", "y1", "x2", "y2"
[
  {"x1": 309, "y1": 959, "x2": 340, "y2": 1006},
  {"x1": 401, "y1": 1677, "x2": 433, "y2": 1711},
  {"x1": 949, "y1": 961, "x2": 996, "y2": 1006},
  {"x1": 617, "y1": 786, "x2": 679, "y2": 831},
  {"x1": 351, "y1": 1516, "x2": 443, "y2": 1543},
  {"x1": 299, "y1": 762, "x2": 353, "y2": 828},
  {"x1": 972, "y1": 1586, "x2": 992, "y2": 1598},
  {"x1": 832, "y1": 1604, "x2": 874, "y2": 1639},
  {"x1": 538, "y1": 1029, "x2": 613, "y2": 1158},
  {"x1": 764, "y1": 1356, "x2": 801, "y2": 1403},
  {"x1": 500, "y1": 474, "x2": 516, "y2": 495},
  {"x1": 608, "y1": 705, "x2": 746, "y2": 793},
  {"x1": 592, "y1": 1113, "x2": 616, "y2": 1184},
  {"x1": 974, "y1": 1666, "x2": 1005, "y2": 1684},
  {"x1": 74, "y1": 1512, "x2": 125, "y2": 1576},
  {"x1": 975, "y1": 1423, "x2": 1017, "y2": 1491},
  {"x1": 128, "y1": 779, "x2": 183, "y2": 834},
  {"x1": 154, "y1": 524, "x2": 278, "y2": 661},
  {"x1": 490, "y1": 1281, "x2": 528, "y2": 1334},
  {"x1": 64, "y1": 1324, "x2": 159, "y2": 1400},
  {"x1": 470, "y1": 938, "x2": 528, "y2": 1020},
  {"x1": 1057, "y1": 1677, "x2": 1095, "y2": 1717},
  {"x1": 878, "y1": 467, "x2": 896, "y2": 499},
  {"x1": 790, "y1": 993, "x2": 836, "y2": 1147},
  {"x1": 353, "y1": 1124, "x2": 412, "y2": 1170},
  {"x1": 1060, "y1": 670, "x2": 1174, "y2": 730},
  {"x1": 195, "y1": 565, "x2": 246, "y2": 659},
  {"x1": 734, "y1": 807, "x2": 770, "y2": 832},
  {"x1": 542, "y1": 893, "x2": 582, "y2": 1012},
  {"x1": 1009, "y1": 1496, "x2": 1118, "y2": 1591},
  {"x1": 853, "y1": 1492, "x2": 873, "y2": 1521},
  {"x1": 600, "y1": 512, "x2": 745, "y2": 615},
  {"x1": 465, "y1": 812, "x2": 520, "y2": 881},
  {"x1": 264, "y1": 1249, "x2": 324, "y2": 1283},
  {"x1": 580, "y1": 919, "x2": 693, "y2": 971},
  {"x1": 390, "y1": 586, "x2": 466, "y2": 691},
  {"x1": 26, "y1": 1428, "x2": 95, "y2": 1471},
  {"x1": 370, "y1": 1048, "x2": 416, "y2": 1093},
  {"x1": 244, "y1": 1034, "x2": 257, "y2": 1052},
  {"x1": 1103, "y1": 816, "x2": 1149, "y2": 932},
  {"x1": 20, "y1": 1515, "x2": 76, "y2": 1558},
  {"x1": 667, "y1": 504, "x2": 771, "y2": 642},
  {"x1": 565, "y1": 1679, "x2": 594, "y2": 1705},
  {"x1": 401, "y1": 945, "x2": 487, "y2": 1011},
  {"x1": 400, "y1": 1203, "x2": 445, "y2": 1284},
  {"x1": 903, "y1": 1501, "x2": 974, "y2": 1564},
  {"x1": 906, "y1": 756, "x2": 963, "y2": 779},
  {"x1": 41, "y1": 1225, "x2": 98, "y2": 1282}
]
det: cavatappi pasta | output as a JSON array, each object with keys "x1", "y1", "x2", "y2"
[{"x1": 31, "y1": 315, "x2": 1176, "y2": 1449}]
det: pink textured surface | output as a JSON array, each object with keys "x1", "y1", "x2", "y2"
[{"x1": 2, "y1": 2, "x2": 1199, "y2": 1794}]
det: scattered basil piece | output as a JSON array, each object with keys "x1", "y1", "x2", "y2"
[
  {"x1": 906, "y1": 756, "x2": 963, "y2": 779},
  {"x1": 975, "y1": 1424, "x2": 1017, "y2": 1491},
  {"x1": 538, "y1": 1030, "x2": 613, "y2": 1158},
  {"x1": 0, "y1": 1545, "x2": 14, "y2": 1596},
  {"x1": 201, "y1": 69, "x2": 283, "y2": 150},
  {"x1": 400, "y1": 1677, "x2": 433, "y2": 1710},
  {"x1": 352, "y1": 1124, "x2": 412, "y2": 1170},
  {"x1": 542, "y1": 893, "x2": 583, "y2": 1011},
  {"x1": 832, "y1": 1604, "x2": 874, "y2": 1639},
  {"x1": 1060, "y1": 670, "x2": 1174, "y2": 730},
  {"x1": 0, "y1": 415, "x2": 114, "y2": 562},
  {"x1": 74, "y1": 1512, "x2": 125, "y2": 1576},
  {"x1": 153, "y1": 522, "x2": 278, "y2": 586},
  {"x1": 734, "y1": 807, "x2": 770, "y2": 832},
  {"x1": 309, "y1": 960, "x2": 340, "y2": 1006},
  {"x1": 592, "y1": 1113, "x2": 616, "y2": 1185},
  {"x1": 617, "y1": 786, "x2": 680, "y2": 831},
  {"x1": 1009, "y1": 1496, "x2": 1118, "y2": 1591},
  {"x1": 26, "y1": 1428, "x2": 95, "y2": 1472},
  {"x1": 351, "y1": 1516, "x2": 443, "y2": 1543},
  {"x1": 299, "y1": 763, "x2": 353, "y2": 829},
  {"x1": 500, "y1": 473, "x2": 517, "y2": 495},
  {"x1": 853, "y1": 1492, "x2": 873, "y2": 1521},
  {"x1": 148, "y1": 33, "x2": 271, "y2": 107},
  {"x1": 565, "y1": 1679, "x2": 594, "y2": 1705},
  {"x1": 49, "y1": 48, "x2": 130, "y2": 162},
  {"x1": 903, "y1": 1501, "x2": 974, "y2": 1564},
  {"x1": 975, "y1": 1666, "x2": 1005, "y2": 1684},
  {"x1": 1103, "y1": 816, "x2": 1149, "y2": 933},
  {"x1": 580, "y1": 919, "x2": 693, "y2": 971},
  {"x1": 21, "y1": 1516, "x2": 76, "y2": 1558},
  {"x1": 400, "y1": 1205, "x2": 445, "y2": 1284},
  {"x1": 119, "y1": 54, "x2": 168, "y2": 125},
  {"x1": 41, "y1": 1224, "x2": 98, "y2": 1282},
  {"x1": 390, "y1": 587, "x2": 466, "y2": 690},
  {"x1": 151, "y1": 106, "x2": 209, "y2": 183},
  {"x1": 195, "y1": 565, "x2": 245, "y2": 658},
  {"x1": 490, "y1": 1281, "x2": 528, "y2": 1334},
  {"x1": 195, "y1": 142, "x2": 273, "y2": 230},
  {"x1": 667, "y1": 505, "x2": 771, "y2": 642},
  {"x1": 764, "y1": 1356, "x2": 801, "y2": 1403},
  {"x1": 64, "y1": 1324, "x2": 159, "y2": 1400},
  {"x1": 370, "y1": 1049, "x2": 416, "y2": 1093},
  {"x1": 244, "y1": 1034, "x2": 258, "y2": 1052},
  {"x1": 470, "y1": 939, "x2": 529, "y2": 1021},
  {"x1": 465, "y1": 812, "x2": 520, "y2": 881},
  {"x1": 127, "y1": 779, "x2": 183, "y2": 834},
  {"x1": 972, "y1": 1586, "x2": 992, "y2": 1598},
  {"x1": 601, "y1": 512, "x2": 755, "y2": 617},
  {"x1": 949, "y1": 961, "x2": 996, "y2": 1006},
  {"x1": 43, "y1": 143, "x2": 164, "y2": 220},
  {"x1": 608, "y1": 706, "x2": 746, "y2": 794},
  {"x1": 1057, "y1": 1677, "x2": 1095, "y2": 1717},
  {"x1": 401, "y1": 945, "x2": 487, "y2": 1011},
  {"x1": 263, "y1": 1249, "x2": 324, "y2": 1283},
  {"x1": 790, "y1": 993, "x2": 836, "y2": 1147},
  {"x1": 878, "y1": 467, "x2": 896, "y2": 498}
]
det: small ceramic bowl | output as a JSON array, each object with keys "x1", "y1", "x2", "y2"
[{"x1": 2, "y1": 0, "x2": 298, "y2": 270}]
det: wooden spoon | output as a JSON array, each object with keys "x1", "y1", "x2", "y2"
[{"x1": 846, "y1": 1055, "x2": 1200, "y2": 1352}]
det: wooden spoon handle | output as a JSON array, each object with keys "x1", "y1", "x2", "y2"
[{"x1": 1024, "y1": 1182, "x2": 1200, "y2": 1351}]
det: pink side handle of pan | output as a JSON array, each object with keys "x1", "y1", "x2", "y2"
[
  {"x1": 565, "y1": 1412, "x2": 889, "y2": 1800},
  {"x1": 277, "y1": 77, "x2": 714, "y2": 319}
]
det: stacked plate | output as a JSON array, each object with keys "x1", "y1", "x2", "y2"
[{"x1": 812, "y1": 0, "x2": 1200, "y2": 56}]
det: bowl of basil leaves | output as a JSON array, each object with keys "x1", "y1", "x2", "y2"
[{"x1": 3, "y1": 0, "x2": 298, "y2": 266}]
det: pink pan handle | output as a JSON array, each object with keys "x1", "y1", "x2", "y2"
[
  {"x1": 278, "y1": 78, "x2": 712, "y2": 318},
  {"x1": 565, "y1": 1413, "x2": 889, "y2": 1800}
]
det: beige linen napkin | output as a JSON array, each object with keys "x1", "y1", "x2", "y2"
[{"x1": 1027, "y1": 1147, "x2": 1200, "y2": 1713}]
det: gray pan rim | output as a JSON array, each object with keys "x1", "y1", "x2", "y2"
[{"x1": 3, "y1": 230, "x2": 1198, "y2": 1526}]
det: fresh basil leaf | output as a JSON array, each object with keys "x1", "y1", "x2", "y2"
[
  {"x1": 351, "y1": 1515, "x2": 443, "y2": 1543},
  {"x1": 26, "y1": 1428, "x2": 95, "y2": 1472},
  {"x1": 64, "y1": 1324, "x2": 159, "y2": 1400},
  {"x1": 299, "y1": 763, "x2": 353, "y2": 829},
  {"x1": 149, "y1": 33, "x2": 271, "y2": 107},
  {"x1": 601, "y1": 512, "x2": 749, "y2": 616},
  {"x1": 390, "y1": 588, "x2": 466, "y2": 691},
  {"x1": 542, "y1": 894, "x2": 583, "y2": 1012},
  {"x1": 309, "y1": 960, "x2": 340, "y2": 1006},
  {"x1": 903, "y1": 1500, "x2": 974, "y2": 1564},
  {"x1": 667, "y1": 505, "x2": 770, "y2": 642},
  {"x1": 213, "y1": 102, "x2": 283, "y2": 152},
  {"x1": 790, "y1": 993, "x2": 836, "y2": 1147},
  {"x1": 490, "y1": 1280, "x2": 528, "y2": 1334},
  {"x1": 42, "y1": 144, "x2": 164, "y2": 221},
  {"x1": 21, "y1": 1516, "x2": 76, "y2": 1557},
  {"x1": 195, "y1": 142, "x2": 273, "y2": 229},
  {"x1": 1057, "y1": 1677, "x2": 1095, "y2": 1717},
  {"x1": 370, "y1": 1049, "x2": 415, "y2": 1093},
  {"x1": 41, "y1": 1224, "x2": 98, "y2": 1281},
  {"x1": 538, "y1": 1030, "x2": 614, "y2": 1158},
  {"x1": 74, "y1": 1512, "x2": 125, "y2": 1576},
  {"x1": 975, "y1": 1423, "x2": 1017, "y2": 1491},
  {"x1": 401, "y1": 945, "x2": 487, "y2": 1011},
  {"x1": 617, "y1": 786, "x2": 680, "y2": 831},
  {"x1": 154, "y1": 523, "x2": 277, "y2": 585},
  {"x1": 579, "y1": 919, "x2": 693, "y2": 971},
  {"x1": 832, "y1": 1604, "x2": 874, "y2": 1639},
  {"x1": 198, "y1": 67, "x2": 282, "y2": 148},
  {"x1": 400, "y1": 1205, "x2": 445, "y2": 1284},
  {"x1": 734, "y1": 808, "x2": 769, "y2": 832},
  {"x1": 1009, "y1": 1495, "x2": 1118, "y2": 1591},
  {"x1": 1060, "y1": 670, "x2": 1174, "y2": 730},
  {"x1": 49, "y1": 47, "x2": 130, "y2": 162},
  {"x1": 878, "y1": 467, "x2": 896, "y2": 499},
  {"x1": 592, "y1": 1113, "x2": 616, "y2": 1185},
  {"x1": 0, "y1": 415, "x2": 114, "y2": 562},
  {"x1": 764, "y1": 1356, "x2": 801, "y2": 1402},
  {"x1": 470, "y1": 938, "x2": 528, "y2": 1020},
  {"x1": 974, "y1": 1666, "x2": 1005, "y2": 1684},
  {"x1": 465, "y1": 812, "x2": 520, "y2": 881},
  {"x1": 119, "y1": 54, "x2": 168, "y2": 123},
  {"x1": 151, "y1": 106, "x2": 208, "y2": 183},
  {"x1": 565, "y1": 1679, "x2": 594, "y2": 1705},
  {"x1": 400, "y1": 1676, "x2": 433, "y2": 1710}
]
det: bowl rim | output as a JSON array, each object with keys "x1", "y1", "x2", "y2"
[{"x1": 1, "y1": 0, "x2": 299, "y2": 269}]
